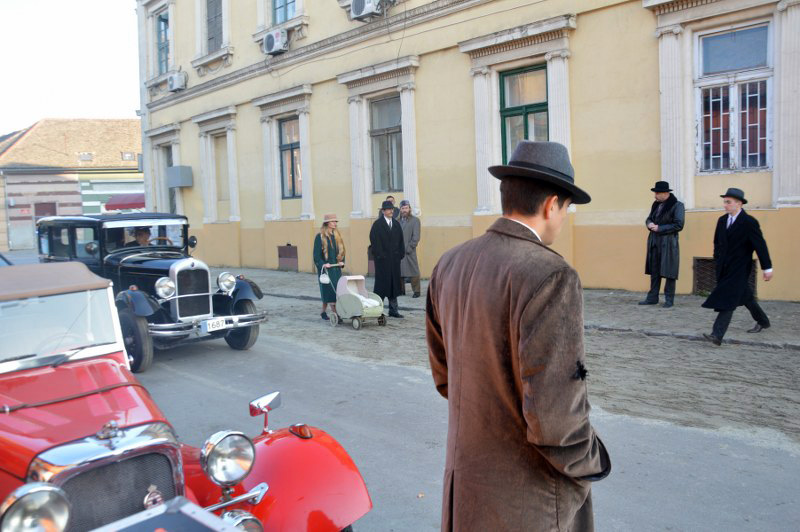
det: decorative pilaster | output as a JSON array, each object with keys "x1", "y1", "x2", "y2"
[
  {"x1": 225, "y1": 125, "x2": 240, "y2": 221},
  {"x1": 545, "y1": 49, "x2": 572, "y2": 153},
  {"x1": 656, "y1": 25, "x2": 685, "y2": 202},
  {"x1": 151, "y1": 146, "x2": 166, "y2": 211},
  {"x1": 398, "y1": 83, "x2": 421, "y2": 215},
  {"x1": 775, "y1": 0, "x2": 800, "y2": 206},
  {"x1": 221, "y1": 0, "x2": 231, "y2": 46},
  {"x1": 199, "y1": 132, "x2": 216, "y2": 223},
  {"x1": 471, "y1": 66, "x2": 500, "y2": 215},
  {"x1": 297, "y1": 107, "x2": 315, "y2": 219},
  {"x1": 261, "y1": 116, "x2": 281, "y2": 221},
  {"x1": 169, "y1": 142, "x2": 183, "y2": 214},
  {"x1": 348, "y1": 95, "x2": 366, "y2": 218}
]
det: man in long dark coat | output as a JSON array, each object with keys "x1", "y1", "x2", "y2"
[
  {"x1": 427, "y1": 141, "x2": 610, "y2": 532},
  {"x1": 370, "y1": 200, "x2": 405, "y2": 318},
  {"x1": 639, "y1": 181, "x2": 685, "y2": 308},
  {"x1": 702, "y1": 188, "x2": 773, "y2": 345}
]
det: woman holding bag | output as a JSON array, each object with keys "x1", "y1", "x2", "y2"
[{"x1": 313, "y1": 214, "x2": 346, "y2": 320}]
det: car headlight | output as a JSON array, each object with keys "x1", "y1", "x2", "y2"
[
  {"x1": 0, "y1": 483, "x2": 70, "y2": 532},
  {"x1": 155, "y1": 277, "x2": 176, "y2": 299},
  {"x1": 200, "y1": 431, "x2": 255, "y2": 486},
  {"x1": 217, "y1": 272, "x2": 236, "y2": 292},
  {"x1": 221, "y1": 510, "x2": 263, "y2": 531}
]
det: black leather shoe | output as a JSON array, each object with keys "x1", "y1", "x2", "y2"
[
  {"x1": 389, "y1": 311, "x2": 404, "y2": 318},
  {"x1": 638, "y1": 300, "x2": 657, "y2": 305},
  {"x1": 662, "y1": 302, "x2": 674, "y2": 308},
  {"x1": 703, "y1": 333, "x2": 722, "y2": 346},
  {"x1": 412, "y1": 293, "x2": 420, "y2": 298},
  {"x1": 320, "y1": 312, "x2": 329, "y2": 321},
  {"x1": 747, "y1": 323, "x2": 770, "y2": 333}
]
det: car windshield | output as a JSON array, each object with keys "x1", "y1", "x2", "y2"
[
  {"x1": 104, "y1": 220, "x2": 186, "y2": 252},
  {"x1": 0, "y1": 289, "x2": 117, "y2": 362}
]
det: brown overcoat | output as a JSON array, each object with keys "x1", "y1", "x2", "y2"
[{"x1": 426, "y1": 218, "x2": 610, "y2": 532}]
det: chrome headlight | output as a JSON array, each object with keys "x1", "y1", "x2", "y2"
[
  {"x1": 217, "y1": 272, "x2": 236, "y2": 292},
  {"x1": 221, "y1": 510, "x2": 263, "y2": 531},
  {"x1": 0, "y1": 483, "x2": 70, "y2": 532},
  {"x1": 200, "y1": 431, "x2": 255, "y2": 486},
  {"x1": 155, "y1": 276, "x2": 176, "y2": 298}
]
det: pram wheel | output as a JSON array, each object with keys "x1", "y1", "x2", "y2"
[
  {"x1": 377, "y1": 315, "x2": 387, "y2": 326},
  {"x1": 351, "y1": 317, "x2": 363, "y2": 330},
  {"x1": 329, "y1": 312, "x2": 339, "y2": 326}
]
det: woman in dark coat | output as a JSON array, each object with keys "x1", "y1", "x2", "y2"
[
  {"x1": 313, "y1": 214, "x2": 346, "y2": 320},
  {"x1": 641, "y1": 182, "x2": 685, "y2": 307}
]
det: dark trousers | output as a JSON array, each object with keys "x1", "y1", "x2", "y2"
[
  {"x1": 388, "y1": 297, "x2": 399, "y2": 312},
  {"x1": 645, "y1": 275, "x2": 676, "y2": 304},
  {"x1": 712, "y1": 298, "x2": 770, "y2": 339}
]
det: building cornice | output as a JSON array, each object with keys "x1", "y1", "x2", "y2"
[
  {"x1": 337, "y1": 56, "x2": 419, "y2": 87},
  {"x1": 643, "y1": 0, "x2": 721, "y2": 15},
  {"x1": 191, "y1": 105, "x2": 237, "y2": 125},
  {"x1": 458, "y1": 14, "x2": 576, "y2": 57},
  {"x1": 251, "y1": 84, "x2": 313, "y2": 108},
  {"x1": 146, "y1": 0, "x2": 490, "y2": 112},
  {"x1": 145, "y1": 122, "x2": 181, "y2": 138}
]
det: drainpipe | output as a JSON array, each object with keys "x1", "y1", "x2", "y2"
[{"x1": 136, "y1": 1, "x2": 153, "y2": 211}]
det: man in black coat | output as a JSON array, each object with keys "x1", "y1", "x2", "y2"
[
  {"x1": 702, "y1": 188, "x2": 773, "y2": 345},
  {"x1": 370, "y1": 200, "x2": 405, "y2": 318},
  {"x1": 639, "y1": 181, "x2": 685, "y2": 308}
]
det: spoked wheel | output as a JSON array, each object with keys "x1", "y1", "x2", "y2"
[
  {"x1": 118, "y1": 308, "x2": 154, "y2": 373},
  {"x1": 377, "y1": 315, "x2": 387, "y2": 326},
  {"x1": 329, "y1": 312, "x2": 340, "y2": 327},
  {"x1": 225, "y1": 300, "x2": 260, "y2": 350},
  {"x1": 351, "y1": 316, "x2": 363, "y2": 330}
]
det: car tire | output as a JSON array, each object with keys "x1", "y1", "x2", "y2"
[
  {"x1": 118, "y1": 308, "x2": 154, "y2": 373},
  {"x1": 225, "y1": 299, "x2": 260, "y2": 350}
]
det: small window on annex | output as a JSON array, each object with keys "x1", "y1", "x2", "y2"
[
  {"x1": 500, "y1": 65, "x2": 548, "y2": 163},
  {"x1": 698, "y1": 24, "x2": 770, "y2": 171},
  {"x1": 279, "y1": 118, "x2": 302, "y2": 199},
  {"x1": 207, "y1": 0, "x2": 223, "y2": 53},
  {"x1": 156, "y1": 11, "x2": 170, "y2": 75},
  {"x1": 370, "y1": 96, "x2": 403, "y2": 193},
  {"x1": 273, "y1": 0, "x2": 296, "y2": 25}
]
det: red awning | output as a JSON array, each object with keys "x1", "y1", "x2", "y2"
[{"x1": 105, "y1": 193, "x2": 145, "y2": 211}]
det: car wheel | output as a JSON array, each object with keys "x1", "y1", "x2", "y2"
[
  {"x1": 118, "y1": 308, "x2": 154, "y2": 373},
  {"x1": 225, "y1": 299, "x2": 260, "y2": 350}
]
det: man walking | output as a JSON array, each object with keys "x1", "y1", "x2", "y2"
[
  {"x1": 639, "y1": 181, "x2": 685, "y2": 308},
  {"x1": 370, "y1": 200, "x2": 405, "y2": 318},
  {"x1": 398, "y1": 200, "x2": 421, "y2": 298},
  {"x1": 702, "y1": 188, "x2": 773, "y2": 346},
  {"x1": 426, "y1": 141, "x2": 610, "y2": 531}
]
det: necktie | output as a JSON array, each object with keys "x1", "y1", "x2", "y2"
[{"x1": 727, "y1": 216, "x2": 733, "y2": 229}]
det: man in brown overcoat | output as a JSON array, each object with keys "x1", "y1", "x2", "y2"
[{"x1": 426, "y1": 141, "x2": 610, "y2": 531}]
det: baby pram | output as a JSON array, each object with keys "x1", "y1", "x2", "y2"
[{"x1": 330, "y1": 275, "x2": 386, "y2": 330}]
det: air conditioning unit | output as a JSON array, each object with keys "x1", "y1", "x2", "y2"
[
  {"x1": 351, "y1": 0, "x2": 382, "y2": 20},
  {"x1": 262, "y1": 29, "x2": 289, "y2": 55},
  {"x1": 167, "y1": 71, "x2": 187, "y2": 92}
]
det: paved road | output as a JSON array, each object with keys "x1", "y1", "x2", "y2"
[{"x1": 138, "y1": 331, "x2": 800, "y2": 531}]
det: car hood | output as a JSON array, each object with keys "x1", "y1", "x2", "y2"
[
  {"x1": 0, "y1": 356, "x2": 167, "y2": 479},
  {"x1": 104, "y1": 250, "x2": 189, "y2": 274}
]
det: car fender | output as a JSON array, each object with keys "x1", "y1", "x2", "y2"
[
  {"x1": 232, "y1": 278, "x2": 263, "y2": 306},
  {"x1": 115, "y1": 289, "x2": 160, "y2": 317}
]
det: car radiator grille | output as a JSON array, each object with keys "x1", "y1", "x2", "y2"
[
  {"x1": 62, "y1": 453, "x2": 176, "y2": 531},
  {"x1": 177, "y1": 269, "x2": 211, "y2": 318}
]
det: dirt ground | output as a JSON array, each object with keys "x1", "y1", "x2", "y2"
[{"x1": 217, "y1": 267, "x2": 800, "y2": 444}]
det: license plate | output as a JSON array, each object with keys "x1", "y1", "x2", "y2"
[{"x1": 202, "y1": 317, "x2": 227, "y2": 333}]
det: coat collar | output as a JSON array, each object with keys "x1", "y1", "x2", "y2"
[{"x1": 486, "y1": 217, "x2": 563, "y2": 258}]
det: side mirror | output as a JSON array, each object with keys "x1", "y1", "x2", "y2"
[
  {"x1": 249, "y1": 391, "x2": 281, "y2": 433},
  {"x1": 188, "y1": 236, "x2": 198, "y2": 248},
  {"x1": 85, "y1": 242, "x2": 99, "y2": 256}
]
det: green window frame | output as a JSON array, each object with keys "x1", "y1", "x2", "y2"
[
  {"x1": 273, "y1": 0, "x2": 296, "y2": 25},
  {"x1": 279, "y1": 118, "x2": 302, "y2": 199},
  {"x1": 156, "y1": 11, "x2": 169, "y2": 75},
  {"x1": 500, "y1": 65, "x2": 549, "y2": 163}
]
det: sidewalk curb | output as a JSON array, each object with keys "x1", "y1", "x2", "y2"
[{"x1": 584, "y1": 324, "x2": 800, "y2": 351}]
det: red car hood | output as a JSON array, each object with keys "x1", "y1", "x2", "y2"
[{"x1": 0, "y1": 355, "x2": 167, "y2": 479}]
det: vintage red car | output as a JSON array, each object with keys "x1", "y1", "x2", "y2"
[{"x1": 0, "y1": 262, "x2": 372, "y2": 531}]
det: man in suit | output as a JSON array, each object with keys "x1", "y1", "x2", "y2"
[
  {"x1": 370, "y1": 200, "x2": 405, "y2": 318},
  {"x1": 426, "y1": 141, "x2": 610, "y2": 531},
  {"x1": 702, "y1": 188, "x2": 773, "y2": 346},
  {"x1": 639, "y1": 181, "x2": 685, "y2": 308}
]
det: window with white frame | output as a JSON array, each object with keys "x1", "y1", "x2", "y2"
[
  {"x1": 156, "y1": 11, "x2": 170, "y2": 75},
  {"x1": 274, "y1": 0, "x2": 296, "y2": 25},
  {"x1": 696, "y1": 24, "x2": 771, "y2": 172},
  {"x1": 370, "y1": 96, "x2": 403, "y2": 193},
  {"x1": 279, "y1": 118, "x2": 302, "y2": 198},
  {"x1": 207, "y1": 0, "x2": 223, "y2": 53}
]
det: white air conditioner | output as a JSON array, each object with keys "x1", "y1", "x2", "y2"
[
  {"x1": 167, "y1": 71, "x2": 187, "y2": 92},
  {"x1": 262, "y1": 29, "x2": 289, "y2": 55},
  {"x1": 351, "y1": 0, "x2": 382, "y2": 20}
]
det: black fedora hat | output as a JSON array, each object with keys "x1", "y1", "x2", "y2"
[
  {"x1": 380, "y1": 200, "x2": 394, "y2": 210},
  {"x1": 488, "y1": 141, "x2": 591, "y2": 204},
  {"x1": 651, "y1": 181, "x2": 672, "y2": 193},
  {"x1": 721, "y1": 187, "x2": 748, "y2": 204}
]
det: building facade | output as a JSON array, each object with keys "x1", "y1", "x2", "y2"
[{"x1": 137, "y1": 0, "x2": 800, "y2": 300}]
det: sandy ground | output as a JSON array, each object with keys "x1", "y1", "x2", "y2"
[{"x1": 214, "y1": 267, "x2": 800, "y2": 444}]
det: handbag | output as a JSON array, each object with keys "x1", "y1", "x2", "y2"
[{"x1": 319, "y1": 270, "x2": 331, "y2": 284}]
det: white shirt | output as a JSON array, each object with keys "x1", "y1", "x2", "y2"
[
  {"x1": 726, "y1": 210, "x2": 772, "y2": 274},
  {"x1": 508, "y1": 218, "x2": 542, "y2": 242},
  {"x1": 384, "y1": 216, "x2": 393, "y2": 228}
]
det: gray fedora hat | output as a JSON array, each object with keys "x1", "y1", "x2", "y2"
[
  {"x1": 721, "y1": 187, "x2": 748, "y2": 204},
  {"x1": 488, "y1": 141, "x2": 591, "y2": 204}
]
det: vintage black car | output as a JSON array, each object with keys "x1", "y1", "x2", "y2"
[{"x1": 36, "y1": 213, "x2": 267, "y2": 373}]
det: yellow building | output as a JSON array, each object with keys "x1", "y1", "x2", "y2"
[{"x1": 137, "y1": 0, "x2": 800, "y2": 300}]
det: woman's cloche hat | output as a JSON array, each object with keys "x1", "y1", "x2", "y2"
[
  {"x1": 651, "y1": 181, "x2": 672, "y2": 193},
  {"x1": 322, "y1": 213, "x2": 338, "y2": 224}
]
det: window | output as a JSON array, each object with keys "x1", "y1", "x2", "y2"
[
  {"x1": 207, "y1": 0, "x2": 222, "y2": 53},
  {"x1": 697, "y1": 24, "x2": 770, "y2": 172},
  {"x1": 75, "y1": 228, "x2": 98, "y2": 260},
  {"x1": 38, "y1": 228, "x2": 49, "y2": 255},
  {"x1": 273, "y1": 0, "x2": 296, "y2": 25},
  {"x1": 156, "y1": 11, "x2": 169, "y2": 75},
  {"x1": 370, "y1": 96, "x2": 403, "y2": 193},
  {"x1": 50, "y1": 227, "x2": 71, "y2": 258},
  {"x1": 500, "y1": 65, "x2": 548, "y2": 163},
  {"x1": 279, "y1": 118, "x2": 302, "y2": 198}
]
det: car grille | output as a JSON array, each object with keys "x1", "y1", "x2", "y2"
[
  {"x1": 177, "y1": 269, "x2": 211, "y2": 317},
  {"x1": 62, "y1": 453, "x2": 176, "y2": 531}
]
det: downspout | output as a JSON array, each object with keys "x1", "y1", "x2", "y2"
[{"x1": 136, "y1": 1, "x2": 153, "y2": 211}]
